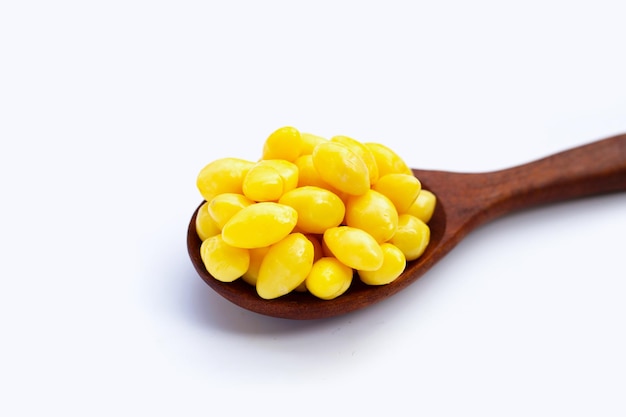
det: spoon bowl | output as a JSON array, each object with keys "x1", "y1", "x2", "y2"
[{"x1": 188, "y1": 133, "x2": 626, "y2": 320}]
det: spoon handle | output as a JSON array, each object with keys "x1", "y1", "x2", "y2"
[
  {"x1": 482, "y1": 132, "x2": 626, "y2": 220},
  {"x1": 414, "y1": 133, "x2": 626, "y2": 239}
]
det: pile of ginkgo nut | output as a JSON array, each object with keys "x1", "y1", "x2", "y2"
[{"x1": 195, "y1": 126, "x2": 436, "y2": 301}]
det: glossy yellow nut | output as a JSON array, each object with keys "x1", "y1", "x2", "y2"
[
  {"x1": 306, "y1": 257, "x2": 353, "y2": 300},
  {"x1": 279, "y1": 186, "x2": 345, "y2": 234},
  {"x1": 300, "y1": 133, "x2": 327, "y2": 155},
  {"x1": 389, "y1": 214, "x2": 430, "y2": 261},
  {"x1": 358, "y1": 243, "x2": 406, "y2": 285},
  {"x1": 222, "y1": 202, "x2": 297, "y2": 248},
  {"x1": 373, "y1": 173, "x2": 421, "y2": 214},
  {"x1": 208, "y1": 193, "x2": 255, "y2": 229},
  {"x1": 255, "y1": 159, "x2": 298, "y2": 194},
  {"x1": 242, "y1": 163, "x2": 284, "y2": 202},
  {"x1": 323, "y1": 226, "x2": 384, "y2": 271},
  {"x1": 256, "y1": 233, "x2": 314, "y2": 299},
  {"x1": 294, "y1": 155, "x2": 346, "y2": 198},
  {"x1": 312, "y1": 141, "x2": 370, "y2": 196},
  {"x1": 331, "y1": 135, "x2": 379, "y2": 185},
  {"x1": 295, "y1": 155, "x2": 325, "y2": 187},
  {"x1": 262, "y1": 126, "x2": 303, "y2": 162},
  {"x1": 200, "y1": 235, "x2": 250, "y2": 282},
  {"x1": 365, "y1": 142, "x2": 412, "y2": 176},
  {"x1": 406, "y1": 189, "x2": 437, "y2": 223},
  {"x1": 294, "y1": 234, "x2": 324, "y2": 292},
  {"x1": 241, "y1": 246, "x2": 270, "y2": 286},
  {"x1": 195, "y1": 202, "x2": 221, "y2": 241},
  {"x1": 345, "y1": 189, "x2": 398, "y2": 243},
  {"x1": 197, "y1": 158, "x2": 255, "y2": 202}
]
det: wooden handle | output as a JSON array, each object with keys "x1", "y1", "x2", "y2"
[
  {"x1": 414, "y1": 133, "x2": 626, "y2": 243},
  {"x1": 482, "y1": 133, "x2": 626, "y2": 221}
]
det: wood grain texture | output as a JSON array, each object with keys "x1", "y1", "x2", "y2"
[{"x1": 187, "y1": 133, "x2": 626, "y2": 320}]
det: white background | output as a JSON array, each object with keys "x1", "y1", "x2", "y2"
[{"x1": 1, "y1": 1, "x2": 625, "y2": 416}]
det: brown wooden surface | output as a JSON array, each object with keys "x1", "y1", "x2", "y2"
[{"x1": 187, "y1": 133, "x2": 626, "y2": 320}]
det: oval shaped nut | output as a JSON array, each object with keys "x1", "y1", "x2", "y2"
[
  {"x1": 196, "y1": 157, "x2": 255, "y2": 202},
  {"x1": 294, "y1": 233, "x2": 324, "y2": 294},
  {"x1": 256, "y1": 233, "x2": 315, "y2": 299},
  {"x1": 300, "y1": 132, "x2": 327, "y2": 155},
  {"x1": 242, "y1": 163, "x2": 285, "y2": 202},
  {"x1": 358, "y1": 243, "x2": 406, "y2": 285},
  {"x1": 306, "y1": 257, "x2": 354, "y2": 300},
  {"x1": 345, "y1": 189, "x2": 398, "y2": 243},
  {"x1": 222, "y1": 202, "x2": 298, "y2": 248},
  {"x1": 364, "y1": 142, "x2": 412, "y2": 176},
  {"x1": 311, "y1": 141, "x2": 370, "y2": 196},
  {"x1": 279, "y1": 186, "x2": 345, "y2": 234},
  {"x1": 255, "y1": 159, "x2": 299, "y2": 194},
  {"x1": 294, "y1": 155, "x2": 347, "y2": 198},
  {"x1": 389, "y1": 214, "x2": 430, "y2": 261},
  {"x1": 208, "y1": 193, "x2": 255, "y2": 229},
  {"x1": 323, "y1": 226, "x2": 384, "y2": 271},
  {"x1": 195, "y1": 201, "x2": 221, "y2": 241},
  {"x1": 262, "y1": 126, "x2": 303, "y2": 162},
  {"x1": 331, "y1": 135, "x2": 379, "y2": 184},
  {"x1": 373, "y1": 173, "x2": 422, "y2": 214},
  {"x1": 295, "y1": 155, "x2": 326, "y2": 188},
  {"x1": 200, "y1": 235, "x2": 250, "y2": 282},
  {"x1": 406, "y1": 189, "x2": 437, "y2": 223}
]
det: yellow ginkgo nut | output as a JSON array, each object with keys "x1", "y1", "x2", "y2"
[
  {"x1": 262, "y1": 126, "x2": 303, "y2": 162},
  {"x1": 255, "y1": 159, "x2": 299, "y2": 194},
  {"x1": 365, "y1": 142, "x2": 412, "y2": 176},
  {"x1": 323, "y1": 226, "x2": 383, "y2": 271},
  {"x1": 345, "y1": 189, "x2": 398, "y2": 243},
  {"x1": 196, "y1": 157, "x2": 255, "y2": 203},
  {"x1": 331, "y1": 135, "x2": 379, "y2": 185},
  {"x1": 389, "y1": 214, "x2": 430, "y2": 261},
  {"x1": 256, "y1": 233, "x2": 314, "y2": 299},
  {"x1": 306, "y1": 257, "x2": 354, "y2": 300},
  {"x1": 406, "y1": 189, "x2": 437, "y2": 223},
  {"x1": 373, "y1": 173, "x2": 421, "y2": 214},
  {"x1": 243, "y1": 163, "x2": 285, "y2": 202},
  {"x1": 300, "y1": 133, "x2": 327, "y2": 155},
  {"x1": 358, "y1": 243, "x2": 406, "y2": 285},
  {"x1": 208, "y1": 193, "x2": 255, "y2": 229},
  {"x1": 221, "y1": 202, "x2": 297, "y2": 249},
  {"x1": 279, "y1": 186, "x2": 345, "y2": 234},
  {"x1": 200, "y1": 235, "x2": 250, "y2": 282},
  {"x1": 311, "y1": 141, "x2": 370, "y2": 196},
  {"x1": 195, "y1": 202, "x2": 221, "y2": 241}
]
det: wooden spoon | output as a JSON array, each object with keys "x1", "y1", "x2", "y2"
[{"x1": 187, "y1": 133, "x2": 626, "y2": 320}]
